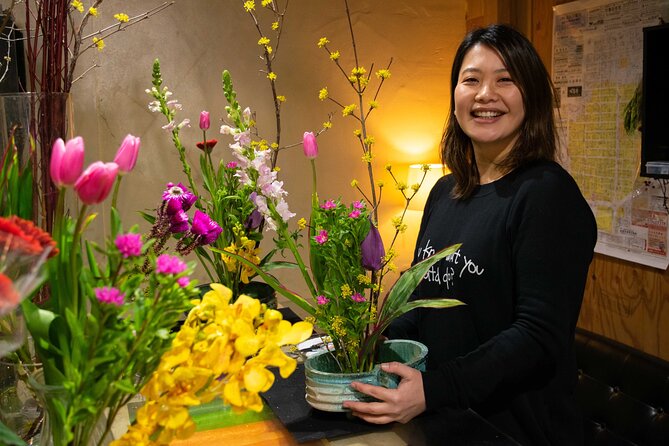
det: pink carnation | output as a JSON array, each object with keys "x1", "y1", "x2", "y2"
[
  {"x1": 115, "y1": 233, "x2": 142, "y2": 258},
  {"x1": 156, "y1": 254, "x2": 187, "y2": 275},
  {"x1": 95, "y1": 287, "x2": 125, "y2": 306},
  {"x1": 314, "y1": 230, "x2": 328, "y2": 245},
  {"x1": 351, "y1": 292, "x2": 366, "y2": 303},
  {"x1": 316, "y1": 295, "x2": 329, "y2": 305},
  {"x1": 320, "y1": 200, "x2": 336, "y2": 210},
  {"x1": 348, "y1": 210, "x2": 361, "y2": 219},
  {"x1": 177, "y1": 276, "x2": 191, "y2": 288},
  {"x1": 353, "y1": 200, "x2": 365, "y2": 209}
]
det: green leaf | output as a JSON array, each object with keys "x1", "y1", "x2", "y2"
[
  {"x1": 0, "y1": 420, "x2": 27, "y2": 446},
  {"x1": 113, "y1": 378, "x2": 137, "y2": 394},
  {"x1": 378, "y1": 243, "x2": 462, "y2": 323},
  {"x1": 212, "y1": 247, "x2": 316, "y2": 316},
  {"x1": 139, "y1": 210, "x2": 156, "y2": 225}
]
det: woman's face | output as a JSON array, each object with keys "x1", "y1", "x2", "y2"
[{"x1": 454, "y1": 43, "x2": 525, "y2": 157}]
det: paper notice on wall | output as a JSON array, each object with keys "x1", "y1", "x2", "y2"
[{"x1": 552, "y1": 0, "x2": 669, "y2": 269}]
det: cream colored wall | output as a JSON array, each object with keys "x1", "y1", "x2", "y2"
[{"x1": 66, "y1": 0, "x2": 465, "y2": 305}]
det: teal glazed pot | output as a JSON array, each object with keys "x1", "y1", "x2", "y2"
[{"x1": 304, "y1": 339, "x2": 428, "y2": 412}]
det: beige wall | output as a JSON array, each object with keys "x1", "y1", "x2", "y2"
[{"x1": 54, "y1": 0, "x2": 466, "y2": 302}]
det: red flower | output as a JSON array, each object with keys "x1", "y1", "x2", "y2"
[
  {"x1": 196, "y1": 139, "x2": 218, "y2": 153},
  {"x1": 0, "y1": 273, "x2": 20, "y2": 313},
  {"x1": 0, "y1": 216, "x2": 58, "y2": 258}
]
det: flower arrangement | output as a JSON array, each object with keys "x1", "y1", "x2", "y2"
[
  {"x1": 221, "y1": 0, "x2": 463, "y2": 374},
  {"x1": 14, "y1": 134, "x2": 200, "y2": 446},
  {"x1": 112, "y1": 284, "x2": 312, "y2": 445},
  {"x1": 145, "y1": 61, "x2": 294, "y2": 299}
]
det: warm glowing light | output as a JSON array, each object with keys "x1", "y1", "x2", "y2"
[{"x1": 406, "y1": 163, "x2": 449, "y2": 211}]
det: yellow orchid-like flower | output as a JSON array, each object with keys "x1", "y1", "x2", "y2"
[{"x1": 113, "y1": 284, "x2": 313, "y2": 446}]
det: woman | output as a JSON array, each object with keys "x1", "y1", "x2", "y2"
[{"x1": 343, "y1": 24, "x2": 597, "y2": 446}]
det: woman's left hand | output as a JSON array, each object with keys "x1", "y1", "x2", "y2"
[{"x1": 342, "y1": 362, "x2": 426, "y2": 424}]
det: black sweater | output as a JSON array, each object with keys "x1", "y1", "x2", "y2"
[{"x1": 389, "y1": 160, "x2": 597, "y2": 445}]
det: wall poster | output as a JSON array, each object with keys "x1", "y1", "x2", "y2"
[{"x1": 552, "y1": 0, "x2": 669, "y2": 269}]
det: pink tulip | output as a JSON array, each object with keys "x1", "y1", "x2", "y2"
[
  {"x1": 74, "y1": 162, "x2": 119, "y2": 205},
  {"x1": 113, "y1": 134, "x2": 140, "y2": 174},
  {"x1": 199, "y1": 111, "x2": 210, "y2": 130},
  {"x1": 302, "y1": 132, "x2": 318, "y2": 159},
  {"x1": 50, "y1": 137, "x2": 85, "y2": 187}
]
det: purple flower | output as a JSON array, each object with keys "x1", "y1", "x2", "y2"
[
  {"x1": 177, "y1": 276, "x2": 191, "y2": 288},
  {"x1": 320, "y1": 200, "x2": 336, "y2": 210},
  {"x1": 95, "y1": 287, "x2": 125, "y2": 306},
  {"x1": 169, "y1": 209, "x2": 190, "y2": 233},
  {"x1": 162, "y1": 182, "x2": 197, "y2": 214},
  {"x1": 314, "y1": 230, "x2": 328, "y2": 245},
  {"x1": 361, "y1": 222, "x2": 385, "y2": 271},
  {"x1": 115, "y1": 233, "x2": 142, "y2": 258},
  {"x1": 351, "y1": 292, "x2": 366, "y2": 303},
  {"x1": 316, "y1": 295, "x2": 329, "y2": 305},
  {"x1": 244, "y1": 209, "x2": 263, "y2": 231},
  {"x1": 348, "y1": 210, "x2": 361, "y2": 219},
  {"x1": 156, "y1": 254, "x2": 187, "y2": 275},
  {"x1": 191, "y1": 210, "x2": 222, "y2": 245}
]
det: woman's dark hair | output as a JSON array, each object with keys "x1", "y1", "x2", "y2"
[{"x1": 441, "y1": 24, "x2": 558, "y2": 199}]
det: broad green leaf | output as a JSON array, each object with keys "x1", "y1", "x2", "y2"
[{"x1": 0, "y1": 420, "x2": 27, "y2": 445}]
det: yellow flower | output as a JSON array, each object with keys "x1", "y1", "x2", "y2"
[
  {"x1": 322, "y1": 121, "x2": 332, "y2": 129},
  {"x1": 267, "y1": 72, "x2": 277, "y2": 81},
  {"x1": 243, "y1": 1, "x2": 256, "y2": 12},
  {"x1": 377, "y1": 180, "x2": 385, "y2": 188},
  {"x1": 92, "y1": 37, "x2": 105, "y2": 51},
  {"x1": 361, "y1": 152, "x2": 373, "y2": 163},
  {"x1": 340, "y1": 284, "x2": 352, "y2": 298},
  {"x1": 317, "y1": 37, "x2": 330, "y2": 48},
  {"x1": 395, "y1": 180, "x2": 407, "y2": 191},
  {"x1": 392, "y1": 216, "x2": 407, "y2": 232},
  {"x1": 363, "y1": 136, "x2": 375, "y2": 146},
  {"x1": 297, "y1": 218, "x2": 307, "y2": 230},
  {"x1": 411, "y1": 183, "x2": 420, "y2": 192},
  {"x1": 369, "y1": 100, "x2": 379, "y2": 109},
  {"x1": 271, "y1": 21, "x2": 279, "y2": 30},
  {"x1": 274, "y1": 166, "x2": 281, "y2": 172},
  {"x1": 357, "y1": 274, "x2": 371, "y2": 285},
  {"x1": 71, "y1": 1, "x2": 84, "y2": 13},
  {"x1": 262, "y1": 0, "x2": 273, "y2": 6},
  {"x1": 258, "y1": 36, "x2": 271, "y2": 46},
  {"x1": 318, "y1": 87, "x2": 328, "y2": 101},
  {"x1": 422, "y1": 163, "x2": 431, "y2": 172},
  {"x1": 350, "y1": 66, "x2": 367, "y2": 77},
  {"x1": 342, "y1": 104, "x2": 357, "y2": 117},
  {"x1": 385, "y1": 164, "x2": 392, "y2": 171},
  {"x1": 88, "y1": 7, "x2": 98, "y2": 16},
  {"x1": 376, "y1": 69, "x2": 392, "y2": 79},
  {"x1": 353, "y1": 129, "x2": 362, "y2": 137},
  {"x1": 330, "y1": 51, "x2": 340, "y2": 61},
  {"x1": 276, "y1": 95, "x2": 286, "y2": 102},
  {"x1": 114, "y1": 13, "x2": 130, "y2": 23},
  {"x1": 350, "y1": 179, "x2": 359, "y2": 187}
]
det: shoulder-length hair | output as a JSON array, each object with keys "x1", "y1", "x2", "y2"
[{"x1": 441, "y1": 24, "x2": 558, "y2": 199}]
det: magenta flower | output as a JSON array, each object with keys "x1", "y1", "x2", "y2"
[
  {"x1": 226, "y1": 161, "x2": 238, "y2": 169},
  {"x1": 320, "y1": 200, "x2": 336, "y2": 210},
  {"x1": 115, "y1": 233, "x2": 142, "y2": 258},
  {"x1": 113, "y1": 134, "x2": 140, "y2": 174},
  {"x1": 156, "y1": 254, "x2": 187, "y2": 275},
  {"x1": 162, "y1": 182, "x2": 197, "y2": 214},
  {"x1": 191, "y1": 210, "x2": 222, "y2": 245},
  {"x1": 348, "y1": 210, "x2": 361, "y2": 219},
  {"x1": 177, "y1": 276, "x2": 191, "y2": 288},
  {"x1": 199, "y1": 111, "x2": 210, "y2": 130},
  {"x1": 50, "y1": 137, "x2": 85, "y2": 187},
  {"x1": 74, "y1": 161, "x2": 119, "y2": 205},
  {"x1": 351, "y1": 292, "x2": 366, "y2": 303},
  {"x1": 361, "y1": 222, "x2": 385, "y2": 271},
  {"x1": 169, "y1": 209, "x2": 190, "y2": 233},
  {"x1": 95, "y1": 286, "x2": 125, "y2": 306},
  {"x1": 316, "y1": 295, "x2": 329, "y2": 305},
  {"x1": 353, "y1": 200, "x2": 365, "y2": 209},
  {"x1": 302, "y1": 131, "x2": 318, "y2": 159},
  {"x1": 314, "y1": 230, "x2": 328, "y2": 245}
]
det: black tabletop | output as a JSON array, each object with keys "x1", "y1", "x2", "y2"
[{"x1": 262, "y1": 362, "x2": 520, "y2": 445}]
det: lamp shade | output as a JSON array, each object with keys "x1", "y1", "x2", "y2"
[{"x1": 406, "y1": 164, "x2": 448, "y2": 211}]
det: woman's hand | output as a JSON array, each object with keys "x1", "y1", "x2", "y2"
[{"x1": 342, "y1": 362, "x2": 426, "y2": 424}]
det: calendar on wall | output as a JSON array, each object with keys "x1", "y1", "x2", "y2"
[{"x1": 552, "y1": 0, "x2": 669, "y2": 269}]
